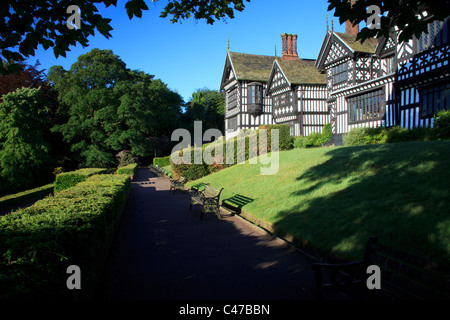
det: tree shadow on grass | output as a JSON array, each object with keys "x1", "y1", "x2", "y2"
[{"x1": 271, "y1": 141, "x2": 450, "y2": 276}]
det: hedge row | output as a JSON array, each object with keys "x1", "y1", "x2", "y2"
[
  {"x1": 0, "y1": 173, "x2": 131, "y2": 299},
  {"x1": 117, "y1": 163, "x2": 138, "y2": 175},
  {"x1": 153, "y1": 156, "x2": 170, "y2": 168},
  {"x1": 54, "y1": 168, "x2": 108, "y2": 192},
  {"x1": 170, "y1": 124, "x2": 292, "y2": 181}
]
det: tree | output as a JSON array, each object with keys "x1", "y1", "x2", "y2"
[
  {"x1": 49, "y1": 48, "x2": 183, "y2": 167},
  {"x1": 0, "y1": 0, "x2": 250, "y2": 73},
  {"x1": 0, "y1": 87, "x2": 52, "y2": 195},
  {"x1": 182, "y1": 88, "x2": 225, "y2": 136},
  {"x1": 49, "y1": 49, "x2": 130, "y2": 167},
  {"x1": 328, "y1": 0, "x2": 450, "y2": 43}
]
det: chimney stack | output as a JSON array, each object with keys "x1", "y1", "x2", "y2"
[
  {"x1": 345, "y1": 20, "x2": 359, "y2": 35},
  {"x1": 280, "y1": 33, "x2": 299, "y2": 61},
  {"x1": 345, "y1": 0, "x2": 359, "y2": 35}
]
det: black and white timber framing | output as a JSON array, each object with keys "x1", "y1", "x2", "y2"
[
  {"x1": 220, "y1": 52, "x2": 274, "y2": 140},
  {"x1": 220, "y1": 34, "x2": 327, "y2": 139},
  {"x1": 267, "y1": 59, "x2": 328, "y2": 136},
  {"x1": 220, "y1": 15, "x2": 450, "y2": 140},
  {"x1": 315, "y1": 16, "x2": 450, "y2": 136}
]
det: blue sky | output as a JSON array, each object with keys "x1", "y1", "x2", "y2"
[{"x1": 26, "y1": 0, "x2": 350, "y2": 103}]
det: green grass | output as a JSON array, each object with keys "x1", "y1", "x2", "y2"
[
  {"x1": 187, "y1": 140, "x2": 450, "y2": 268},
  {"x1": 0, "y1": 183, "x2": 54, "y2": 210}
]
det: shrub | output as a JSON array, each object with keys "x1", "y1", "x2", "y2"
[
  {"x1": 117, "y1": 163, "x2": 138, "y2": 175},
  {"x1": 344, "y1": 127, "x2": 388, "y2": 146},
  {"x1": 344, "y1": 125, "x2": 439, "y2": 146},
  {"x1": 0, "y1": 174, "x2": 131, "y2": 299},
  {"x1": 54, "y1": 168, "x2": 107, "y2": 192},
  {"x1": 293, "y1": 136, "x2": 306, "y2": 148},
  {"x1": 294, "y1": 123, "x2": 333, "y2": 148},
  {"x1": 258, "y1": 124, "x2": 293, "y2": 150},
  {"x1": 153, "y1": 156, "x2": 170, "y2": 168},
  {"x1": 385, "y1": 126, "x2": 435, "y2": 143},
  {"x1": 434, "y1": 109, "x2": 450, "y2": 139},
  {"x1": 116, "y1": 150, "x2": 137, "y2": 167}
]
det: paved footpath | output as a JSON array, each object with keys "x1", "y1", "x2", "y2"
[{"x1": 97, "y1": 168, "x2": 318, "y2": 300}]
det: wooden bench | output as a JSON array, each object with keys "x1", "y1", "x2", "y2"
[
  {"x1": 312, "y1": 236, "x2": 450, "y2": 300},
  {"x1": 189, "y1": 185, "x2": 224, "y2": 220},
  {"x1": 169, "y1": 176, "x2": 186, "y2": 194}
]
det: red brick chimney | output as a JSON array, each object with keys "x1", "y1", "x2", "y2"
[
  {"x1": 345, "y1": 0, "x2": 359, "y2": 35},
  {"x1": 346, "y1": 20, "x2": 359, "y2": 35},
  {"x1": 281, "y1": 33, "x2": 299, "y2": 61}
]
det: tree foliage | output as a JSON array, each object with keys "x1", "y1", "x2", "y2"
[
  {"x1": 0, "y1": 0, "x2": 250, "y2": 73},
  {"x1": 182, "y1": 88, "x2": 225, "y2": 136},
  {"x1": 328, "y1": 0, "x2": 450, "y2": 43},
  {"x1": 0, "y1": 87, "x2": 53, "y2": 195},
  {"x1": 49, "y1": 48, "x2": 183, "y2": 167}
]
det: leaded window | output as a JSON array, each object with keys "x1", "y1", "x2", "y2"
[
  {"x1": 420, "y1": 82, "x2": 450, "y2": 117},
  {"x1": 248, "y1": 82, "x2": 263, "y2": 117},
  {"x1": 417, "y1": 18, "x2": 449, "y2": 53},
  {"x1": 348, "y1": 89, "x2": 385, "y2": 123},
  {"x1": 227, "y1": 87, "x2": 238, "y2": 110},
  {"x1": 227, "y1": 116, "x2": 238, "y2": 131},
  {"x1": 332, "y1": 62, "x2": 348, "y2": 84}
]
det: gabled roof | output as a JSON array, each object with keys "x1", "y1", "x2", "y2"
[
  {"x1": 315, "y1": 30, "x2": 380, "y2": 70},
  {"x1": 334, "y1": 32, "x2": 379, "y2": 54},
  {"x1": 228, "y1": 52, "x2": 275, "y2": 81},
  {"x1": 271, "y1": 59, "x2": 326, "y2": 87},
  {"x1": 220, "y1": 51, "x2": 275, "y2": 90}
]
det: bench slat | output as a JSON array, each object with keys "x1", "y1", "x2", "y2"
[{"x1": 189, "y1": 185, "x2": 223, "y2": 220}]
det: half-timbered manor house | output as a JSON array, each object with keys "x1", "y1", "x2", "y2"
[
  {"x1": 220, "y1": 34, "x2": 327, "y2": 139},
  {"x1": 221, "y1": 14, "x2": 449, "y2": 141},
  {"x1": 316, "y1": 16, "x2": 450, "y2": 137}
]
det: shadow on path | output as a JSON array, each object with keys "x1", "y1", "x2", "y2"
[{"x1": 97, "y1": 168, "x2": 317, "y2": 300}]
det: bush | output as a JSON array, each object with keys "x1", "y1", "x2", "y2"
[
  {"x1": 434, "y1": 109, "x2": 450, "y2": 139},
  {"x1": 293, "y1": 136, "x2": 306, "y2": 148},
  {"x1": 344, "y1": 127, "x2": 388, "y2": 146},
  {"x1": 258, "y1": 124, "x2": 294, "y2": 150},
  {"x1": 344, "y1": 125, "x2": 438, "y2": 146},
  {"x1": 117, "y1": 163, "x2": 138, "y2": 175},
  {"x1": 153, "y1": 156, "x2": 170, "y2": 168},
  {"x1": 116, "y1": 150, "x2": 137, "y2": 167},
  {"x1": 385, "y1": 126, "x2": 435, "y2": 143},
  {"x1": 294, "y1": 123, "x2": 333, "y2": 148},
  {"x1": 54, "y1": 168, "x2": 107, "y2": 192},
  {"x1": 0, "y1": 174, "x2": 131, "y2": 299}
]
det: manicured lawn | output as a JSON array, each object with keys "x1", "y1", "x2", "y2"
[
  {"x1": 187, "y1": 140, "x2": 450, "y2": 269},
  {"x1": 0, "y1": 183, "x2": 54, "y2": 211}
]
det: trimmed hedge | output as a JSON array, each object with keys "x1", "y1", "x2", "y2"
[
  {"x1": 117, "y1": 163, "x2": 138, "y2": 175},
  {"x1": 153, "y1": 156, "x2": 170, "y2": 168},
  {"x1": 54, "y1": 168, "x2": 107, "y2": 192},
  {"x1": 0, "y1": 174, "x2": 131, "y2": 299}
]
